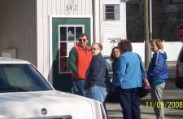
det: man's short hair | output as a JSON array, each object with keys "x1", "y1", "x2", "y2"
[{"x1": 77, "y1": 33, "x2": 88, "y2": 40}]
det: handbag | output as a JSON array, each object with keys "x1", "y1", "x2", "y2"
[
  {"x1": 136, "y1": 54, "x2": 151, "y2": 98},
  {"x1": 137, "y1": 76, "x2": 151, "y2": 98}
]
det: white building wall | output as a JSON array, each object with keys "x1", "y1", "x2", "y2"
[
  {"x1": 0, "y1": 0, "x2": 37, "y2": 65},
  {"x1": 36, "y1": 0, "x2": 93, "y2": 79},
  {"x1": 132, "y1": 42, "x2": 182, "y2": 62},
  {"x1": 163, "y1": 42, "x2": 182, "y2": 61},
  {"x1": 102, "y1": 0, "x2": 127, "y2": 55}
]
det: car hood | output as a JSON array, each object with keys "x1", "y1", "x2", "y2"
[{"x1": 0, "y1": 90, "x2": 100, "y2": 119}]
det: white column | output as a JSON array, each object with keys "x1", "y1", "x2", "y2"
[{"x1": 93, "y1": 0, "x2": 100, "y2": 43}]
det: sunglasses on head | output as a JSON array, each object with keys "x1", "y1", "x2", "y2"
[{"x1": 79, "y1": 39, "x2": 87, "y2": 42}]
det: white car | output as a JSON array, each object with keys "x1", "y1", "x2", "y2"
[
  {"x1": 175, "y1": 46, "x2": 183, "y2": 89},
  {"x1": 0, "y1": 57, "x2": 107, "y2": 119}
]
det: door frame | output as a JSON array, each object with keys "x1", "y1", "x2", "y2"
[{"x1": 49, "y1": 15, "x2": 93, "y2": 84}]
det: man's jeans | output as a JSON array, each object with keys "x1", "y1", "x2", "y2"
[
  {"x1": 85, "y1": 84, "x2": 109, "y2": 116},
  {"x1": 85, "y1": 84, "x2": 108, "y2": 104},
  {"x1": 72, "y1": 76, "x2": 85, "y2": 96}
]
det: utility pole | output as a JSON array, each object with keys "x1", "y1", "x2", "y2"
[{"x1": 144, "y1": 0, "x2": 151, "y2": 68}]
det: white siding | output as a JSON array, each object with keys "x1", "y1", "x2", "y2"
[
  {"x1": 102, "y1": 1, "x2": 127, "y2": 55},
  {"x1": 132, "y1": 42, "x2": 182, "y2": 62},
  {"x1": 0, "y1": 0, "x2": 37, "y2": 65}
]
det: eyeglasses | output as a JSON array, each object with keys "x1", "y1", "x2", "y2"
[
  {"x1": 79, "y1": 39, "x2": 87, "y2": 42},
  {"x1": 91, "y1": 48, "x2": 100, "y2": 50}
]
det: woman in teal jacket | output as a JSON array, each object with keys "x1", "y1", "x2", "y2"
[{"x1": 112, "y1": 40, "x2": 142, "y2": 119}]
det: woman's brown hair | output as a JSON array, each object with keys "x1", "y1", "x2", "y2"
[
  {"x1": 118, "y1": 39, "x2": 132, "y2": 53},
  {"x1": 110, "y1": 47, "x2": 119, "y2": 61}
]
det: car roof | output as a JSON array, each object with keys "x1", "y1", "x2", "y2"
[{"x1": 0, "y1": 57, "x2": 30, "y2": 64}]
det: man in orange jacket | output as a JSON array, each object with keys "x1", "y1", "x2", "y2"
[{"x1": 68, "y1": 33, "x2": 92, "y2": 96}]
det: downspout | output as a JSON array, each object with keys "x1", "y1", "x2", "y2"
[
  {"x1": 92, "y1": 0, "x2": 96, "y2": 43},
  {"x1": 99, "y1": 0, "x2": 103, "y2": 44},
  {"x1": 92, "y1": 0, "x2": 102, "y2": 43}
]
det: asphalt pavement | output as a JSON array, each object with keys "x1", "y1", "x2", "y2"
[
  {"x1": 106, "y1": 82, "x2": 183, "y2": 119},
  {"x1": 106, "y1": 61, "x2": 183, "y2": 119}
]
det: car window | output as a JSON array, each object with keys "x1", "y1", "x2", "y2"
[
  {"x1": 0, "y1": 64, "x2": 53, "y2": 93},
  {"x1": 4, "y1": 67, "x2": 32, "y2": 88},
  {"x1": 105, "y1": 57, "x2": 113, "y2": 72}
]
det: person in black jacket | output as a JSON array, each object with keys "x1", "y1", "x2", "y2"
[
  {"x1": 84, "y1": 43, "x2": 110, "y2": 106},
  {"x1": 110, "y1": 47, "x2": 120, "y2": 80},
  {"x1": 109, "y1": 47, "x2": 121, "y2": 95}
]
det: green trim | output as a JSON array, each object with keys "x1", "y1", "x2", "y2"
[{"x1": 51, "y1": 17, "x2": 91, "y2": 92}]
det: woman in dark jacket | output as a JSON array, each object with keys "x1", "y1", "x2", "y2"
[
  {"x1": 109, "y1": 47, "x2": 120, "y2": 93},
  {"x1": 110, "y1": 47, "x2": 120, "y2": 78},
  {"x1": 84, "y1": 43, "x2": 110, "y2": 106}
]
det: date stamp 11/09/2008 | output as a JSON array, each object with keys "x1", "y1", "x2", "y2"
[{"x1": 146, "y1": 101, "x2": 183, "y2": 109}]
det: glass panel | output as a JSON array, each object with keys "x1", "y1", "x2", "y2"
[
  {"x1": 60, "y1": 58, "x2": 68, "y2": 72},
  {"x1": 105, "y1": 5, "x2": 115, "y2": 20},
  {"x1": 106, "y1": 13, "x2": 115, "y2": 19},
  {"x1": 60, "y1": 43, "x2": 67, "y2": 57},
  {"x1": 114, "y1": 4, "x2": 120, "y2": 20},
  {"x1": 106, "y1": 6, "x2": 114, "y2": 12},
  {"x1": 104, "y1": 56, "x2": 112, "y2": 72},
  {"x1": 0, "y1": 64, "x2": 52, "y2": 92},
  {"x1": 60, "y1": 27, "x2": 67, "y2": 41},
  {"x1": 58, "y1": 26, "x2": 84, "y2": 73},
  {"x1": 68, "y1": 27, "x2": 75, "y2": 41},
  {"x1": 67, "y1": 42, "x2": 75, "y2": 56},
  {"x1": 4, "y1": 67, "x2": 32, "y2": 88},
  {"x1": 76, "y1": 27, "x2": 83, "y2": 42},
  {"x1": 76, "y1": 27, "x2": 83, "y2": 37}
]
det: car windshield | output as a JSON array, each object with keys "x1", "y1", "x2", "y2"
[{"x1": 0, "y1": 64, "x2": 53, "y2": 93}]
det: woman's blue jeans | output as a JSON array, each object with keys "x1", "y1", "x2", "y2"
[{"x1": 119, "y1": 88, "x2": 141, "y2": 119}]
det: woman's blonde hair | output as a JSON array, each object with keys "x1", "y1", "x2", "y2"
[{"x1": 151, "y1": 39, "x2": 163, "y2": 50}]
